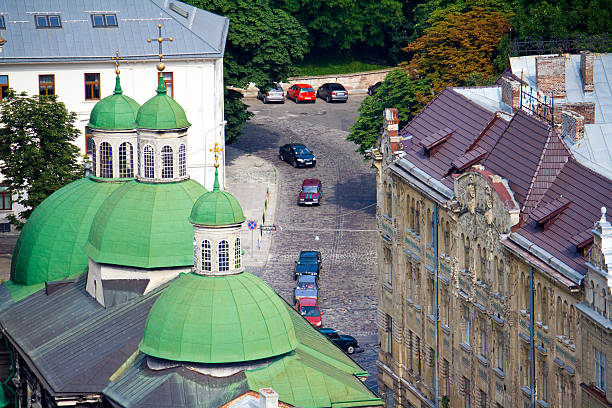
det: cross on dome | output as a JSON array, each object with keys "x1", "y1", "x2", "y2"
[
  {"x1": 111, "y1": 50, "x2": 124, "y2": 75},
  {"x1": 147, "y1": 23, "x2": 174, "y2": 73}
]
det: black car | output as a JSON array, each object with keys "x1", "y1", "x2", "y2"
[
  {"x1": 294, "y1": 250, "x2": 321, "y2": 280},
  {"x1": 316, "y1": 83, "x2": 348, "y2": 103},
  {"x1": 278, "y1": 144, "x2": 316, "y2": 168},
  {"x1": 367, "y1": 81, "x2": 382, "y2": 96},
  {"x1": 318, "y1": 328, "x2": 360, "y2": 354}
]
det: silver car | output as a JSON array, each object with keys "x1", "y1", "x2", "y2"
[
  {"x1": 316, "y1": 82, "x2": 348, "y2": 103},
  {"x1": 257, "y1": 83, "x2": 285, "y2": 104}
]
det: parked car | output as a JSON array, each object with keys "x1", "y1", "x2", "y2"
[
  {"x1": 294, "y1": 250, "x2": 322, "y2": 280},
  {"x1": 294, "y1": 274, "x2": 319, "y2": 304},
  {"x1": 367, "y1": 81, "x2": 382, "y2": 96},
  {"x1": 316, "y1": 83, "x2": 348, "y2": 103},
  {"x1": 286, "y1": 84, "x2": 316, "y2": 103},
  {"x1": 318, "y1": 328, "x2": 360, "y2": 354},
  {"x1": 298, "y1": 179, "x2": 322, "y2": 205},
  {"x1": 257, "y1": 83, "x2": 285, "y2": 104},
  {"x1": 278, "y1": 144, "x2": 316, "y2": 168},
  {"x1": 296, "y1": 297, "x2": 322, "y2": 327}
]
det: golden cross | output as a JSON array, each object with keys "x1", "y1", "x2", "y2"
[
  {"x1": 209, "y1": 143, "x2": 224, "y2": 168},
  {"x1": 111, "y1": 51, "x2": 124, "y2": 74},
  {"x1": 147, "y1": 23, "x2": 174, "y2": 72}
]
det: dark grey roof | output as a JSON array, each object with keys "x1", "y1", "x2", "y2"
[
  {"x1": 0, "y1": 0, "x2": 228, "y2": 63},
  {"x1": 0, "y1": 276, "x2": 163, "y2": 395}
]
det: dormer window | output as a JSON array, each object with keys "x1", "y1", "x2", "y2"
[
  {"x1": 35, "y1": 15, "x2": 61, "y2": 28},
  {"x1": 91, "y1": 14, "x2": 118, "y2": 27}
]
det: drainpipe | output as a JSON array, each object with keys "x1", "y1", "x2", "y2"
[
  {"x1": 529, "y1": 265, "x2": 535, "y2": 408},
  {"x1": 3, "y1": 337, "x2": 16, "y2": 407},
  {"x1": 434, "y1": 202, "x2": 439, "y2": 408}
]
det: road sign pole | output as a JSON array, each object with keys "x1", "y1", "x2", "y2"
[{"x1": 251, "y1": 229, "x2": 254, "y2": 256}]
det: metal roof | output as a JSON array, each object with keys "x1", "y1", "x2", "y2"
[{"x1": 0, "y1": 0, "x2": 228, "y2": 63}]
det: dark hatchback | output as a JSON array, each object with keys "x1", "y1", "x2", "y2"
[
  {"x1": 278, "y1": 144, "x2": 316, "y2": 168},
  {"x1": 317, "y1": 82, "x2": 348, "y2": 103},
  {"x1": 318, "y1": 328, "x2": 360, "y2": 354},
  {"x1": 294, "y1": 250, "x2": 322, "y2": 280}
]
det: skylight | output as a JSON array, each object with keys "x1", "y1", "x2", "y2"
[
  {"x1": 91, "y1": 14, "x2": 118, "y2": 27},
  {"x1": 35, "y1": 15, "x2": 61, "y2": 28}
]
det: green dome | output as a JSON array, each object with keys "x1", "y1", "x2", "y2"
[
  {"x1": 140, "y1": 272, "x2": 298, "y2": 363},
  {"x1": 88, "y1": 75, "x2": 140, "y2": 130},
  {"x1": 84, "y1": 179, "x2": 207, "y2": 268},
  {"x1": 190, "y1": 168, "x2": 245, "y2": 226},
  {"x1": 11, "y1": 177, "x2": 124, "y2": 286},
  {"x1": 136, "y1": 75, "x2": 190, "y2": 130}
]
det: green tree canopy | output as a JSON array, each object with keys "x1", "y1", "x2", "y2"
[{"x1": 0, "y1": 90, "x2": 82, "y2": 228}]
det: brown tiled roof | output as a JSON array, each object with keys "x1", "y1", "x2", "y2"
[
  {"x1": 451, "y1": 147, "x2": 488, "y2": 172},
  {"x1": 531, "y1": 195, "x2": 571, "y2": 226},
  {"x1": 570, "y1": 230, "x2": 593, "y2": 248},
  {"x1": 420, "y1": 127, "x2": 454, "y2": 151}
]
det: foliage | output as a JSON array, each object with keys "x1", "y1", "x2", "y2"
[
  {"x1": 224, "y1": 89, "x2": 253, "y2": 145},
  {"x1": 0, "y1": 90, "x2": 82, "y2": 228},
  {"x1": 294, "y1": 57, "x2": 389, "y2": 76},
  {"x1": 404, "y1": 7, "x2": 511, "y2": 91},
  {"x1": 347, "y1": 68, "x2": 432, "y2": 157}
]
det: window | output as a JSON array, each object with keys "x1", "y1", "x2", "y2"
[
  {"x1": 463, "y1": 305, "x2": 471, "y2": 346},
  {"x1": 35, "y1": 15, "x2": 61, "y2": 28},
  {"x1": 479, "y1": 247, "x2": 486, "y2": 281},
  {"x1": 428, "y1": 278, "x2": 434, "y2": 315},
  {"x1": 407, "y1": 261, "x2": 414, "y2": 300},
  {"x1": 163, "y1": 72, "x2": 173, "y2": 97},
  {"x1": 99, "y1": 142, "x2": 113, "y2": 178},
  {"x1": 178, "y1": 144, "x2": 186, "y2": 177},
  {"x1": 595, "y1": 348, "x2": 606, "y2": 391},
  {"x1": 463, "y1": 237, "x2": 470, "y2": 271},
  {"x1": 497, "y1": 259, "x2": 503, "y2": 293},
  {"x1": 0, "y1": 223, "x2": 9, "y2": 233},
  {"x1": 479, "y1": 390, "x2": 487, "y2": 408},
  {"x1": 385, "y1": 385, "x2": 394, "y2": 408},
  {"x1": 234, "y1": 238, "x2": 241, "y2": 269},
  {"x1": 91, "y1": 140, "x2": 96, "y2": 177},
  {"x1": 409, "y1": 199, "x2": 415, "y2": 230},
  {"x1": 219, "y1": 240, "x2": 229, "y2": 271},
  {"x1": 144, "y1": 145, "x2": 154, "y2": 178},
  {"x1": 386, "y1": 314, "x2": 393, "y2": 355},
  {"x1": 541, "y1": 362, "x2": 548, "y2": 401},
  {"x1": 0, "y1": 188, "x2": 11, "y2": 210},
  {"x1": 84, "y1": 73, "x2": 100, "y2": 100},
  {"x1": 39, "y1": 74, "x2": 54, "y2": 96},
  {"x1": 161, "y1": 145, "x2": 173, "y2": 179},
  {"x1": 464, "y1": 377, "x2": 471, "y2": 408},
  {"x1": 429, "y1": 210, "x2": 434, "y2": 245},
  {"x1": 119, "y1": 142, "x2": 134, "y2": 178},
  {"x1": 91, "y1": 14, "x2": 118, "y2": 27},
  {"x1": 385, "y1": 186, "x2": 392, "y2": 217},
  {"x1": 480, "y1": 318, "x2": 487, "y2": 355},
  {"x1": 201, "y1": 240, "x2": 211, "y2": 271},
  {"x1": 0, "y1": 16, "x2": 5, "y2": 29},
  {"x1": 415, "y1": 204, "x2": 420, "y2": 235},
  {"x1": 497, "y1": 329, "x2": 504, "y2": 371},
  {"x1": 385, "y1": 247, "x2": 392, "y2": 285},
  {"x1": 444, "y1": 222, "x2": 450, "y2": 254},
  {"x1": 0, "y1": 75, "x2": 8, "y2": 100},
  {"x1": 416, "y1": 336, "x2": 422, "y2": 376},
  {"x1": 443, "y1": 359, "x2": 450, "y2": 395},
  {"x1": 85, "y1": 126, "x2": 94, "y2": 156},
  {"x1": 408, "y1": 331, "x2": 413, "y2": 371},
  {"x1": 443, "y1": 290, "x2": 450, "y2": 325}
]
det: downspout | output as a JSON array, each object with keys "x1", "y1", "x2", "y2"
[
  {"x1": 529, "y1": 265, "x2": 535, "y2": 408},
  {"x1": 3, "y1": 337, "x2": 16, "y2": 407},
  {"x1": 434, "y1": 202, "x2": 439, "y2": 408}
]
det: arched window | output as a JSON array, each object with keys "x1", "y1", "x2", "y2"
[
  {"x1": 219, "y1": 240, "x2": 229, "y2": 271},
  {"x1": 234, "y1": 238, "x2": 241, "y2": 269},
  {"x1": 161, "y1": 145, "x2": 173, "y2": 179},
  {"x1": 119, "y1": 142, "x2": 134, "y2": 178},
  {"x1": 201, "y1": 240, "x2": 211, "y2": 272},
  {"x1": 91, "y1": 140, "x2": 96, "y2": 177},
  {"x1": 99, "y1": 142, "x2": 113, "y2": 178},
  {"x1": 178, "y1": 144, "x2": 186, "y2": 177},
  {"x1": 144, "y1": 145, "x2": 154, "y2": 178}
]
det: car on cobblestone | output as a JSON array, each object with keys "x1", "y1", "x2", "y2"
[
  {"x1": 294, "y1": 250, "x2": 322, "y2": 280},
  {"x1": 296, "y1": 297, "x2": 322, "y2": 327},
  {"x1": 294, "y1": 274, "x2": 318, "y2": 304},
  {"x1": 257, "y1": 83, "x2": 285, "y2": 104},
  {"x1": 278, "y1": 144, "x2": 316, "y2": 168},
  {"x1": 318, "y1": 328, "x2": 360, "y2": 354},
  {"x1": 367, "y1": 81, "x2": 382, "y2": 96},
  {"x1": 316, "y1": 82, "x2": 348, "y2": 103},
  {"x1": 286, "y1": 83, "x2": 316, "y2": 103},
  {"x1": 298, "y1": 179, "x2": 322, "y2": 205}
]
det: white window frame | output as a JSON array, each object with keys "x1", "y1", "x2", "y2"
[
  {"x1": 178, "y1": 144, "x2": 186, "y2": 177},
  {"x1": 144, "y1": 145, "x2": 154, "y2": 178},
  {"x1": 219, "y1": 240, "x2": 229, "y2": 271},
  {"x1": 595, "y1": 348, "x2": 607, "y2": 391},
  {"x1": 161, "y1": 145, "x2": 173, "y2": 179},
  {"x1": 119, "y1": 142, "x2": 133, "y2": 178},
  {"x1": 234, "y1": 238, "x2": 241, "y2": 269},
  {"x1": 99, "y1": 141, "x2": 113, "y2": 178},
  {"x1": 201, "y1": 240, "x2": 211, "y2": 272}
]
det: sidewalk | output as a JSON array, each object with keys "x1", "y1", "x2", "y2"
[{"x1": 224, "y1": 146, "x2": 277, "y2": 271}]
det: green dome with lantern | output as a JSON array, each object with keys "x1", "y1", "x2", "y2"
[
  {"x1": 189, "y1": 167, "x2": 245, "y2": 226},
  {"x1": 136, "y1": 75, "x2": 190, "y2": 130},
  {"x1": 88, "y1": 75, "x2": 140, "y2": 130}
]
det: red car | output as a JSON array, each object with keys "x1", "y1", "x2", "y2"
[
  {"x1": 287, "y1": 84, "x2": 316, "y2": 103},
  {"x1": 298, "y1": 179, "x2": 322, "y2": 205},
  {"x1": 296, "y1": 297, "x2": 323, "y2": 327}
]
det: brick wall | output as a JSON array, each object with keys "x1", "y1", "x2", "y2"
[
  {"x1": 561, "y1": 110, "x2": 585, "y2": 142},
  {"x1": 500, "y1": 77, "x2": 521, "y2": 112},
  {"x1": 536, "y1": 55, "x2": 566, "y2": 98},
  {"x1": 564, "y1": 101, "x2": 596, "y2": 124},
  {"x1": 580, "y1": 51, "x2": 594, "y2": 92}
]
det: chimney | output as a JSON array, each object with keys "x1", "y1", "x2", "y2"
[
  {"x1": 500, "y1": 76, "x2": 521, "y2": 112},
  {"x1": 259, "y1": 388, "x2": 279, "y2": 408},
  {"x1": 580, "y1": 51, "x2": 594, "y2": 92},
  {"x1": 536, "y1": 55, "x2": 566, "y2": 98},
  {"x1": 561, "y1": 110, "x2": 585, "y2": 142},
  {"x1": 383, "y1": 108, "x2": 401, "y2": 153}
]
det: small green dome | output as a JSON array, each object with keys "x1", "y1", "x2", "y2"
[
  {"x1": 136, "y1": 75, "x2": 190, "y2": 130},
  {"x1": 190, "y1": 168, "x2": 245, "y2": 226},
  {"x1": 88, "y1": 75, "x2": 140, "y2": 130},
  {"x1": 84, "y1": 179, "x2": 207, "y2": 268},
  {"x1": 140, "y1": 272, "x2": 298, "y2": 363},
  {"x1": 11, "y1": 177, "x2": 124, "y2": 286}
]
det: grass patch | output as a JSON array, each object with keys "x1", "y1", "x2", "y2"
[{"x1": 293, "y1": 54, "x2": 390, "y2": 77}]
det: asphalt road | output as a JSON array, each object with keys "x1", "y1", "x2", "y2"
[{"x1": 233, "y1": 94, "x2": 380, "y2": 392}]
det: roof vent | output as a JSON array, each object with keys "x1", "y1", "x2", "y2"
[
  {"x1": 532, "y1": 195, "x2": 570, "y2": 229},
  {"x1": 571, "y1": 229, "x2": 594, "y2": 256},
  {"x1": 450, "y1": 147, "x2": 487, "y2": 173},
  {"x1": 420, "y1": 127, "x2": 453, "y2": 157},
  {"x1": 169, "y1": 2, "x2": 189, "y2": 18}
]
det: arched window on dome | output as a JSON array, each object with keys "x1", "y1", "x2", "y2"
[
  {"x1": 144, "y1": 145, "x2": 154, "y2": 178},
  {"x1": 119, "y1": 142, "x2": 134, "y2": 178},
  {"x1": 234, "y1": 238, "x2": 241, "y2": 269},
  {"x1": 178, "y1": 144, "x2": 186, "y2": 177},
  {"x1": 91, "y1": 140, "x2": 96, "y2": 177},
  {"x1": 219, "y1": 240, "x2": 229, "y2": 271},
  {"x1": 161, "y1": 145, "x2": 173, "y2": 179},
  {"x1": 99, "y1": 142, "x2": 113, "y2": 178},
  {"x1": 201, "y1": 240, "x2": 211, "y2": 272}
]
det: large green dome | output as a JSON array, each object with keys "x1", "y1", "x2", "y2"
[
  {"x1": 88, "y1": 75, "x2": 140, "y2": 130},
  {"x1": 140, "y1": 272, "x2": 298, "y2": 363},
  {"x1": 84, "y1": 179, "x2": 207, "y2": 268},
  {"x1": 190, "y1": 169, "x2": 245, "y2": 226},
  {"x1": 11, "y1": 177, "x2": 124, "y2": 286},
  {"x1": 136, "y1": 75, "x2": 190, "y2": 130}
]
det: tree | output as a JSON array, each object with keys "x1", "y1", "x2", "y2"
[
  {"x1": 347, "y1": 68, "x2": 432, "y2": 157},
  {"x1": 0, "y1": 90, "x2": 82, "y2": 228}
]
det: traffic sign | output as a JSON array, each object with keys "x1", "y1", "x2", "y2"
[{"x1": 247, "y1": 220, "x2": 258, "y2": 230}]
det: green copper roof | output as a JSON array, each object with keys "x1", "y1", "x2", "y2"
[
  {"x1": 84, "y1": 179, "x2": 207, "y2": 268},
  {"x1": 88, "y1": 75, "x2": 140, "y2": 130},
  {"x1": 136, "y1": 75, "x2": 190, "y2": 130},
  {"x1": 190, "y1": 168, "x2": 245, "y2": 226},
  {"x1": 10, "y1": 177, "x2": 124, "y2": 286},
  {"x1": 140, "y1": 272, "x2": 298, "y2": 363}
]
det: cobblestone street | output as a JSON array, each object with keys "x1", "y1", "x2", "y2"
[{"x1": 234, "y1": 95, "x2": 380, "y2": 392}]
